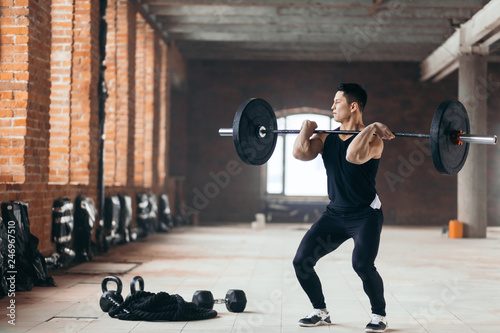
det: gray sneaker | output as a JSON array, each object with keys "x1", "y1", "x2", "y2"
[{"x1": 298, "y1": 309, "x2": 331, "y2": 327}]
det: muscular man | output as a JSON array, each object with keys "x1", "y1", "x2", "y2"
[{"x1": 292, "y1": 83, "x2": 394, "y2": 332}]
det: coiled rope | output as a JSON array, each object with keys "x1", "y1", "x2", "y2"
[{"x1": 108, "y1": 291, "x2": 218, "y2": 321}]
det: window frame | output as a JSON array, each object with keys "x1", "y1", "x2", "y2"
[{"x1": 264, "y1": 107, "x2": 337, "y2": 201}]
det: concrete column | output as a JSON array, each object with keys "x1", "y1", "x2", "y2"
[{"x1": 457, "y1": 52, "x2": 488, "y2": 238}]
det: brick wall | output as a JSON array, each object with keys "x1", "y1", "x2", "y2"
[
  {"x1": 151, "y1": 35, "x2": 163, "y2": 191},
  {"x1": 104, "y1": 0, "x2": 117, "y2": 186},
  {"x1": 143, "y1": 25, "x2": 154, "y2": 188},
  {"x1": 49, "y1": 0, "x2": 73, "y2": 184},
  {"x1": 0, "y1": 0, "x2": 32, "y2": 184},
  {"x1": 117, "y1": 0, "x2": 135, "y2": 186},
  {"x1": 70, "y1": 0, "x2": 98, "y2": 185},
  {"x1": 157, "y1": 40, "x2": 169, "y2": 188},
  {"x1": 185, "y1": 60, "x2": 500, "y2": 226},
  {"x1": 133, "y1": 13, "x2": 145, "y2": 186},
  {"x1": 24, "y1": 0, "x2": 52, "y2": 240},
  {"x1": 0, "y1": 0, "x2": 175, "y2": 255}
]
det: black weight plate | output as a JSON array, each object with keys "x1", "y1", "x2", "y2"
[
  {"x1": 233, "y1": 98, "x2": 277, "y2": 165},
  {"x1": 430, "y1": 100, "x2": 469, "y2": 175}
]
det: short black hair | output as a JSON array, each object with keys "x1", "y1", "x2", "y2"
[{"x1": 337, "y1": 83, "x2": 367, "y2": 112}]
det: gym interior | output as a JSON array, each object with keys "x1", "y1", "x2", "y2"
[{"x1": 0, "y1": 0, "x2": 499, "y2": 332}]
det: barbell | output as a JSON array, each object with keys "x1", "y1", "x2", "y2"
[{"x1": 218, "y1": 98, "x2": 497, "y2": 175}]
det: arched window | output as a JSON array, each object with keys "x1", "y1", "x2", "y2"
[{"x1": 266, "y1": 112, "x2": 340, "y2": 196}]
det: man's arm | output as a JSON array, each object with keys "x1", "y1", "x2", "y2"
[
  {"x1": 293, "y1": 120, "x2": 326, "y2": 161},
  {"x1": 346, "y1": 122, "x2": 394, "y2": 164}
]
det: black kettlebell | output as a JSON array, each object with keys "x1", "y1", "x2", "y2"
[
  {"x1": 99, "y1": 276, "x2": 124, "y2": 312},
  {"x1": 125, "y1": 276, "x2": 145, "y2": 302}
]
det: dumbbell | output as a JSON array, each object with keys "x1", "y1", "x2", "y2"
[
  {"x1": 192, "y1": 289, "x2": 247, "y2": 313},
  {"x1": 99, "y1": 276, "x2": 124, "y2": 312}
]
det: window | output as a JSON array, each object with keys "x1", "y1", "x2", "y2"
[{"x1": 266, "y1": 113, "x2": 340, "y2": 196}]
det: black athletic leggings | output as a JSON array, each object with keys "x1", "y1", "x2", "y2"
[{"x1": 292, "y1": 206, "x2": 386, "y2": 316}]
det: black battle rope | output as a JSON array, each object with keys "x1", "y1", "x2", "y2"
[{"x1": 108, "y1": 291, "x2": 218, "y2": 321}]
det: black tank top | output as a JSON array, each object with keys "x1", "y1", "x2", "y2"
[{"x1": 322, "y1": 132, "x2": 380, "y2": 212}]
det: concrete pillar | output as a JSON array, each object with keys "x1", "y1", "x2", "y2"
[{"x1": 457, "y1": 52, "x2": 488, "y2": 238}]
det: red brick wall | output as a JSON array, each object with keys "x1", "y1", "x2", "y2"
[
  {"x1": 134, "y1": 13, "x2": 145, "y2": 186},
  {"x1": 151, "y1": 35, "x2": 163, "y2": 191},
  {"x1": 23, "y1": 0, "x2": 52, "y2": 239},
  {"x1": 70, "y1": 0, "x2": 99, "y2": 185},
  {"x1": 104, "y1": 0, "x2": 118, "y2": 186},
  {"x1": 143, "y1": 25, "x2": 155, "y2": 188},
  {"x1": 117, "y1": 0, "x2": 136, "y2": 186},
  {"x1": 104, "y1": 20, "x2": 174, "y2": 220},
  {"x1": 185, "y1": 60, "x2": 500, "y2": 226},
  {"x1": 0, "y1": 0, "x2": 31, "y2": 184},
  {"x1": 0, "y1": 0, "x2": 175, "y2": 256},
  {"x1": 0, "y1": 0, "x2": 98, "y2": 253},
  {"x1": 157, "y1": 40, "x2": 169, "y2": 188},
  {"x1": 49, "y1": 0, "x2": 73, "y2": 184}
]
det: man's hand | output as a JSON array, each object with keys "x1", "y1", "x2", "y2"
[
  {"x1": 293, "y1": 120, "x2": 324, "y2": 161},
  {"x1": 301, "y1": 120, "x2": 318, "y2": 138},
  {"x1": 371, "y1": 122, "x2": 395, "y2": 140},
  {"x1": 346, "y1": 122, "x2": 393, "y2": 164}
]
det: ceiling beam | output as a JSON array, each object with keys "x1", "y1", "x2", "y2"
[
  {"x1": 168, "y1": 31, "x2": 448, "y2": 44},
  {"x1": 420, "y1": 0, "x2": 500, "y2": 81},
  {"x1": 149, "y1": 4, "x2": 481, "y2": 20},
  {"x1": 175, "y1": 41, "x2": 440, "y2": 50},
  {"x1": 161, "y1": 23, "x2": 451, "y2": 36},
  {"x1": 140, "y1": 0, "x2": 487, "y2": 6},
  {"x1": 176, "y1": 50, "x2": 430, "y2": 62},
  {"x1": 157, "y1": 15, "x2": 460, "y2": 28}
]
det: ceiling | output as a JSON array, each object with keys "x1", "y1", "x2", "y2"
[{"x1": 135, "y1": 0, "x2": 499, "y2": 62}]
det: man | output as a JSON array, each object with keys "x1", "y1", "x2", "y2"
[{"x1": 292, "y1": 83, "x2": 394, "y2": 332}]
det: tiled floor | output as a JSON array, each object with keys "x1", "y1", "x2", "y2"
[{"x1": 1, "y1": 223, "x2": 500, "y2": 332}]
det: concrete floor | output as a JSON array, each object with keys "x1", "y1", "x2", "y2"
[{"x1": 1, "y1": 223, "x2": 500, "y2": 333}]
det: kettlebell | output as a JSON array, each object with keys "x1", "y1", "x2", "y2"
[
  {"x1": 99, "y1": 276, "x2": 124, "y2": 312},
  {"x1": 125, "y1": 275, "x2": 145, "y2": 302}
]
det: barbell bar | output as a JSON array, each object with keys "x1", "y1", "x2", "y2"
[
  {"x1": 218, "y1": 98, "x2": 497, "y2": 175},
  {"x1": 219, "y1": 128, "x2": 497, "y2": 145}
]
